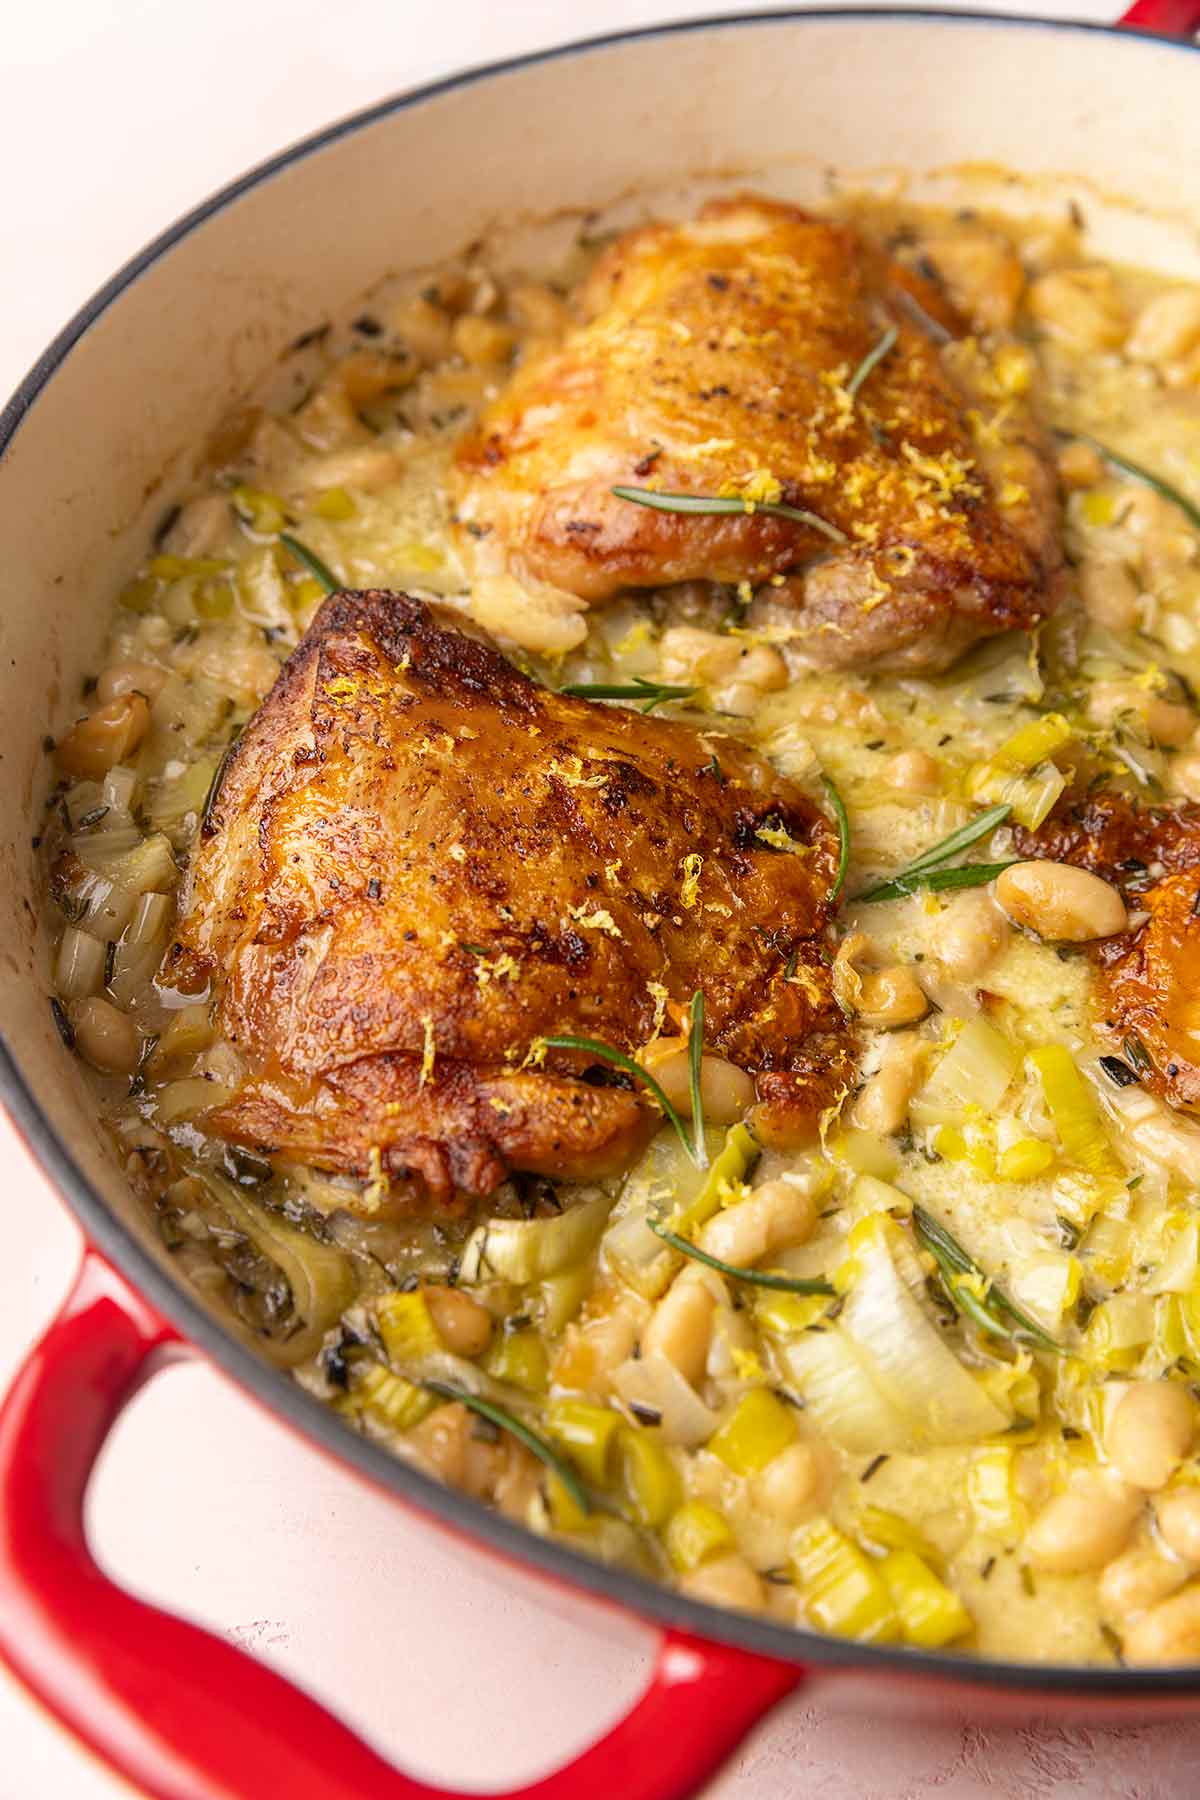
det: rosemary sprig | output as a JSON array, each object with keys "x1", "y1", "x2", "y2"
[
  {"x1": 860, "y1": 861, "x2": 1016, "y2": 905},
  {"x1": 279, "y1": 532, "x2": 340, "y2": 593},
  {"x1": 543, "y1": 986, "x2": 708, "y2": 1167},
  {"x1": 688, "y1": 989, "x2": 707, "y2": 1170},
  {"x1": 1076, "y1": 435, "x2": 1200, "y2": 534},
  {"x1": 821, "y1": 774, "x2": 851, "y2": 904},
  {"x1": 422, "y1": 1380, "x2": 590, "y2": 1514},
  {"x1": 559, "y1": 676, "x2": 700, "y2": 714},
  {"x1": 854, "y1": 802, "x2": 1012, "y2": 902},
  {"x1": 648, "y1": 1219, "x2": 835, "y2": 1295},
  {"x1": 611, "y1": 485, "x2": 847, "y2": 546},
  {"x1": 912, "y1": 1203, "x2": 1060, "y2": 1352},
  {"x1": 846, "y1": 325, "x2": 899, "y2": 401}
]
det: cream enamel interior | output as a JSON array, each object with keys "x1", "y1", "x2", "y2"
[{"x1": 4, "y1": 10, "x2": 1200, "y2": 1664}]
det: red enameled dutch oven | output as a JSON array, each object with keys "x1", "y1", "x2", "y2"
[{"x1": 2, "y1": 10, "x2": 1200, "y2": 1796}]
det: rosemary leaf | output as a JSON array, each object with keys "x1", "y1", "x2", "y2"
[
  {"x1": 611, "y1": 485, "x2": 847, "y2": 546},
  {"x1": 912, "y1": 1203, "x2": 1059, "y2": 1352},
  {"x1": 688, "y1": 988, "x2": 707, "y2": 1169},
  {"x1": 279, "y1": 532, "x2": 339, "y2": 593},
  {"x1": 854, "y1": 802, "x2": 1012, "y2": 902},
  {"x1": 821, "y1": 774, "x2": 851, "y2": 903},
  {"x1": 648, "y1": 1219, "x2": 835, "y2": 1295},
  {"x1": 847, "y1": 325, "x2": 899, "y2": 400},
  {"x1": 559, "y1": 676, "x2": 700, "y2": 714},
  {"x1": 542, "y1": 1030, "x2": 703, "y2": 1166},
  {"x1": 860, "y1": 861, "x2": 1016, "y2": 904},
  {"x1": 1078, "y1": 435, "x2": 1200, "y2": 534},
  {"x1": 422, "y1": 1380, "x2": 590, "y2": 1514}
]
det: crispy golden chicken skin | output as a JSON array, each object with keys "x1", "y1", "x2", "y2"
[
  {"x1": 1015, "y1": 793, "x2": 1200, "y2": 1109},
  {"x1": 168, "y1": 591, "x2": 849, "y2": 1205},
  {"x1": 453, "y1": 195, "x2": 1063, "y2": 673}
]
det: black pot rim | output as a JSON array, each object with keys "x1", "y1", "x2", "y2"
[{"x1": 4, "y1": 4, "x2": 1200, "y2": 1698}]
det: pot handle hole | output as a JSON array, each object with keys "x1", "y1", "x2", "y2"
[
  {"x1": 0, "y1": 1251, "x2": 803, "y2": 1800},
  {"x1": 1118, "y1": 0, "x2": 1200, "y2": 35}
]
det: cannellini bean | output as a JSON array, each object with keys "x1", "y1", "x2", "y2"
[
  {"x1": 1099, "y1": 1545, "x2": 1188, "y2": 1620},
  {"x1": 1087, "y1": 680, "x2": 1195, "y2": 748},
  {"x1": 994, "y1": 861, "x2": 1127, "y2": 943},
  {"x1": 1057, "y1": 441, "x2": 1105, "y2": 490},
  {"x1": 680, "y1": 1553, "x2": 765, "y2": 1612},
  {"x1": 920, "y1": 230, "x2": 1025, "y2": 332},
  {"x1": 1026, "y1": 1477, "x2": 1142, "y2": 1573},
  {"x1": 935, "y1": 888, "x2": 1011, "y2": 981},
  {"x1": 753, "y1": 1441, "x2": 819, "y2": 1523},
  {"x1": 95, "y1": 660, "x2": 167, "y2": 705},
  {"x1": 699, "y1": 1177, "x2": 817, "y2": 1267},
  {"x1": 642, "y1": 1271, "x2": 716, "y2": 1387},
  {"x1": 71, "y1": 997, "x2": 140, "y2": 1076},
  {"x1": 652, "y1": 1050, "x2": 756, "y2": 1125},
  {"x1": 856, "y1": 965, "x2": 930, "y2": 1029},
  {"x1": 388, "y1": 294, "x2": 454, "y2": 363},
  {"x1": 507, "y1": 282, "x2": 571, "y2": 338},
  {"x1": 1107, "y1": 1382, "x2": 1196, "y2": 1491},
  {"x1": 850, "y1": 1031, "x2": 926, "y2": 1136},
  {"x1": 883, "y1": 748, "x2": 940, "y2": 794},
  {"x1": 338, "y1": 350, "x2": 414, "y2": 405},
  {"x1": 1123, "y1": 1583, "x2": 1200, "y2": 1664},
  {"x1": 1155, "y1": 1488, "x2": 1200, "y2": 1565},
  {"x1": 1127, "y1": 290, "x2": 1200, "y2": 368},
  {"x1": 659, "y1": 626, "x2": 743, "y2": 687},
  {"x1": 726, "y1": 644, "x2": 789, "y2": 694},
  {"x1": 1028, "y1": 266, "x2": 1129, "y2": 352},
  {"x1": 452, "y1": 315, "x2": 515, "y2": 367},
  {"x1": 1169, "y1": 750, "x2": 1200, "y2": 804},
  {"x1": 56, "y1": 694, "x2": 150, "y2": 781},
  {"x1": 1078, "y1": 556, "x2": 1141, "y2": 631},
  {"x1": 424, "y1": 1285, "x2": 493, "y2": 1358}
]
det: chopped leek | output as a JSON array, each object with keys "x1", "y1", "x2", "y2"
[
  {"x1": 1027, "y1": 1044, "x2": 1114, "y2": 1177},
  {"x1": 911, "y1": 1017, "x2": 1019, "y2": 1129},
  {"x1": 377, "y1": 1289, "x2": 442, "y2": 1364},
  {"x1": 612, "y1": 1351, "x2": 721, "y2": 1448},
  {"x1": 611, "y1": 485, "x2": 847, "y2": 546},
  {"x1": 484, "y1": 1328, "x2": 549, "y2": 1394},
  {"x1": 665, "y1": 1500, "x2": 735, "y2": 1571},
  {"x1": 458, "y1": 1191, "x2": 611, "y2": 1285},
  {"x1": 617, "y1": 1426, "x2": 682, "y2": 1527},
  {"x1": 422, "y1": 1379, "x2": 590, "y2": 1515},
  {"x1": 647, "y1": 1219, "x2": 834, "y2": 1296},
  {"x1": 706, "y1": 1388, "x2": 798, "y2": 1475},
  {"x1": 670, "y1": 1121, "x2": 760, "y2": 1237},
  {"x1": 855, "y1": 803, "x2": 1012, "y2": 903},
  {"x1": 965, "y1": 714, "x2": 1074, "y2": 830},
  {"x1": 791, "y1": 1518, "x2": 900, "y2": 1644},
  {"x1": 912, "y1": 1204, "x2": 1060, "y2": 1352},
  {"x1": 204, "y1": 1173, "x2": 357, "y2": 1366},
  {"x1": 347, "y1": 1363, "x2": 435, "y2": 1431},
  {"x1": 544, "y1": 1399, "x2": 621, "y2": 1484},
  {"x1": 879, "y1": 1548, "x2": 972, "y2": 1649},
  {"x1": 967, "y1": 1445, "x2": 1025, "y2": 1538}
]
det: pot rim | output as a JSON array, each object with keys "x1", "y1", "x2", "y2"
[{"x1": 4, "y1": 4, "x2": 1200, "y2": 1694}]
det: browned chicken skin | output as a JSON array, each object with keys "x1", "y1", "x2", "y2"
[
  {"x1": 1015, "y1": 793, "x2": 1200, "y2": 1110},
  {"x1": 454, "y1": 195, "x2": 1064, "y2": 673},
  {"x1": 169, "y1": 591, "x2": 850, "y2": 1205}
]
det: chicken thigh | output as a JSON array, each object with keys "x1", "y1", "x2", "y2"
[
  {"x1": 169, "y1": 590, "x2": 849, "y2": 1206},
  {"x1": 454, "y1": 195, "x2": 1063, "y2": 673}
]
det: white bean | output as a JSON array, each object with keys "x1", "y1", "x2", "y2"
[
  {"x1": 1154, "y1": 1488, "x2": 1200, "y2": 1565},
  {"x1": 1025, "y1": 1478, "x2": 1142, "y2": 1573},
  {"x1": 1127, "y1": 290, "x2": 1200, "y2": 368},
  {"x1": 1078, "y1": 557, "x2": 1141, "y2": 632},
  {"x1": 850, "y1": 1032, "x2": 926, "y2": 1136},
  {"x1": 1107, "y1": 1382, "x2": 1195, "y2": 1491},
  {"x1": 883, "y1": 749, "x2": 940, "y2": 795},
  {"x1": 651, "y1": 1050, "x2": 756, "y2": 1124},
  {"x1": 1099, "y1": 1545, "x2": 1187, "y2": 1620},
  {"x1": 95, "y1": 661, "x2": 167, "y2": 705},
  {"x1": 699, "y1": 1178, "x2": 817, "y2": 1267},
  {"x1": 642, "y1": 1272, "x2": 715, "y2": 1388},
  {"x1": 680, "y1": 1553, "x2": 765, "y2": 1612},
  {"x1": 1028, "y1": 266, "x2": 1129, "y2": 352},
  {"x1": 856, "y1": 966, "x2": 930, "y2": 1029},
  {"x1": 935, "y1": 888, "x2": 1010, "y2": 981},
  {"x1": 71, "y1": 997, "x2": 140, "y2": 1076},
  {"x1": 1123, "y1": 1583, "x2": 1200, "y2": 1665},
  {"x1": 753, "y1": 1441, "x2": 819, "y2": 1523},
  {"x1": 995, "y1": 861, "x2": 1127, "y2": 942},
  {"x1": 56, "y1": 694, "x2": 150, "y2": 781},
  {"x1": 658, "y1": 626, "x2": 742, "y2": 687},
  {"x1": 424, "y1": 1286, "x2": 493, "y2": 1358}
]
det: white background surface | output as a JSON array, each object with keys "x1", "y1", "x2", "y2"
[{"x1": 2, "y1": 3, "x2": 1199, "y2": 1796}]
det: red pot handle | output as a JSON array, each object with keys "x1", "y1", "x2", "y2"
[
  {"x1": 0, "y1": 1252, "x2": 802, "y2": 1800},
  {"x1": 1118, "y1": 0, "x2": 1200, "y2": 34}
]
